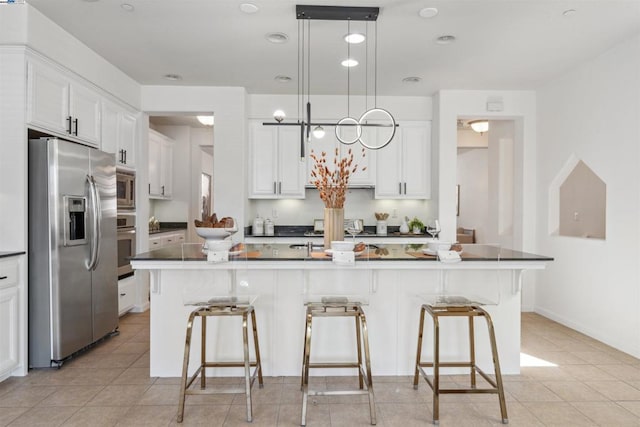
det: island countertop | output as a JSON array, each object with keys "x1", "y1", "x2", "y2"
[{"x1": 131, "y1": 243, "x2": 553, "y2": 263}]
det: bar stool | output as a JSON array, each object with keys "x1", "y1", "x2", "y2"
[
  {"x1": 300, "y1": 252, "x2": 376, "y2": 426},
  {"x1": 413, "y1": 244, "x2": 508, "y2": 425},
  {"x1": 177, "y1": 246, "x2": 263, "y2": 423}
]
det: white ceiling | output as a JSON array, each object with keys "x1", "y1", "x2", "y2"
[{"x1": 28, "y1": 0, "x2": 640, "y2": 96}]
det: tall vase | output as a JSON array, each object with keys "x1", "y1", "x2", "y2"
[{"x1": 324, "y1": 207, "x2": 344, "y2": 249}]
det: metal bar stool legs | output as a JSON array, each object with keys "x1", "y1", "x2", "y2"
[
  {"x1": 301, "y1": 304, "x2": 376, "y2": 426},
  {"x1": 177, "y1": 305, "x2": 263, "y2": 423},
  {"x1": 413, "y1": 304, "x2": 508, "y2": 425}
]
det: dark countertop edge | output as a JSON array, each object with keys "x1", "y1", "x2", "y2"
[
  {"x1": 133, "y1": 256, "x2": 553, "y2": 262},
  {"x1": 0, "y1": 251, "x2": 26, "y2": 259},
  {"x1": 149, "y1": 227, "x2": 187, "y2": 235}
]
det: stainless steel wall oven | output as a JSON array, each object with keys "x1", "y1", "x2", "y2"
[{"x1": 117, "y1": 212, "x2": 136, "y2": 279}]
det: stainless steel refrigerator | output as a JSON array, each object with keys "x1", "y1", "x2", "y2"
[{"x1": 28, "y1": 137, "x2": 118, "y2": 368}]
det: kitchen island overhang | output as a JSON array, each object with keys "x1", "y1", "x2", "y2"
[{"x1": 131, "y1": 244, "x2": 552, "y2": 377}]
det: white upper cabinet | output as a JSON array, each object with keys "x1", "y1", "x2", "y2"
[
  {"x1": 249, "y1": 121, "x2": 305, "y2": 199},
  {"x1": 148, "y1": 129, "x2": 173, "y2": 199},
  {"x1": 101, "y1": 100, "x2": 138, "y2": 169},
  {"x1": 375, "y1": 121, "x2": 431, "y2": 199},
  {"x1": 27, "y1": 58, "x2": 101, "y2": 147}
]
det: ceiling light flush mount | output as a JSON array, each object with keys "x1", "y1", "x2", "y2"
[
  {"x1": 163, "y1": 74, "x2": 182, "y2": 81},
  {"x1": 197, "y1": 116, "x2": 214, "y2": 126},
  {"x1": 239, "y1": 3, "x2": 259, "y2": 14},
  {"x1": 266, "y1": 32, "x2": 289, "y2": 44},
  {"x1": 436, "y1": 35, "x2": 456, "y2": 45},
  {"x1": 341, "y1": 59, "x2": 359, "y2": 67},
  {"x1": 120, "y1": 3, "x2": 134, "y2": 12},
  {"x1": 418, "y1": 7, "x2": 439, "y2": 18},
  {"x1": 402, "y1": 76, "x2": 422, "y2": 84},
  {"x1": 562, "y1": 9, "x2": 577, "y2": 17},
  {"x1": 469, "y1": 120, "x2": 489, "y2": 134}
]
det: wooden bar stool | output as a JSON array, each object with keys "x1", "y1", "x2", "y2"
[
  {"x1": 177, "y1": 246, "x2": 263, "y2": 423},
  {"x1": 300, "y1": 254, "x2": 376, "y2": 426},
  {"x1": 413, "y1": 245, "x2": 508, "y2": 425}
]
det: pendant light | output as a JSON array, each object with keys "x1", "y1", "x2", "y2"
[{"x1": 335, "y1": 19, "x2": 362, "y2": 146}]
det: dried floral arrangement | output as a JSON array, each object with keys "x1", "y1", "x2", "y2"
[{"x1": 309, "y1": 147, "x2": 366, "y2": 208}]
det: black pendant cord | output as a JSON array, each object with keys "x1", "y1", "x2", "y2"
[
  {"x1": 306, "y1": 19, "x2": 311, "y2": 142},
  {"x1": 374, "y1": 20, "x2": 378, "y2": 108},
  {"x1": 347, "y1": 20, "x2": 351, "y2": 118},
  {"x1": 365, "y1": 21, "x2": 369, "y2": 112},
  {"x1": 297, "y1": 19, "x2": 301, "y2": 124}
]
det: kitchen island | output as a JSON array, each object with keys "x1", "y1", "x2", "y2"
[{"x1": 131, "y1": 243, "x2": 552, "y2": 377}]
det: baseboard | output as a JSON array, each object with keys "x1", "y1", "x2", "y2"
[{"x1": 131, "y1": 301, "x2": 150, "y2": 313}]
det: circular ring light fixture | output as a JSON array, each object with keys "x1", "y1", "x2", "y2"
[
  {"x1": 358, "y1": 108, "x2": 396, "y2": 150},
  {"x1": 335, "y1": 117, "x2": 362, "y2": 145}
]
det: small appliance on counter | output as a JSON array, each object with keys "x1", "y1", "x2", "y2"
[
  {"x1": 264, "y1": 218, "x2": 274, "y2": 236},
  {"x1": 252, "y1": 214, "x2": 264, "y2": 236}
]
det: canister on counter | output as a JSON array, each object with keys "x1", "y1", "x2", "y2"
[
  {"x1": 376, "y1": 220, "x2": 387, "y2": 236},
  {"x1": 264, "y1": 218, "x2": 274, "y2": 236}
]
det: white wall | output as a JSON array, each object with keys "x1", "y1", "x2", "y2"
[
  {"x1": 457, "y1": 148, "x2": 489, "y2": 242},
  {"x1": 141, "y1": 86, "x2": 248, "y2": 236},
  {"x1": 535, "y1": 34, "x2": 640, "y2": 357}
]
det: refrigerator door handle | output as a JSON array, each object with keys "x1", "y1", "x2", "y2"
[{"x1": 86, "y1": 175, "x2": 101, "y2": 270}]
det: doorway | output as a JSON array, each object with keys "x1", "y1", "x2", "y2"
[{"x1": 456, "y1": 119, "x2": 515, "y2": 248}]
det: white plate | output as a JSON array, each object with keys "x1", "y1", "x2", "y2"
[
  {"x1": 324, "y1": 249, "x2": 365, "y2": 256},
  {"x1": 421, "y1": 248, "x2": 462, "y2": 256}
]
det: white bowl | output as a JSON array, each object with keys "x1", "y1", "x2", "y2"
[
  {"x1": 331, "y1": 240, "x2": 355, "y2": 251},
  {"x1": 195, "y1": 226, "x2": 237, "y2": 240},
  {"x1": 427, "y1": 241, "x2": 452, "y2": 252}
]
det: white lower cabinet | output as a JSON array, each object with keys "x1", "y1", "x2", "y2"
[
  {"x1": 0, "y1": 257, "x2": 20, "y2": 382},
  {"x1": 149, "y1": 230, "x2": 186, "y2": 251},
  {"x1": 118, "y1": 275, "x2": 137, "y2": 316}
]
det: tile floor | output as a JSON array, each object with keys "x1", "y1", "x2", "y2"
[{"x1": 1, "y1": 311, "x2": 640, "y2": 426}]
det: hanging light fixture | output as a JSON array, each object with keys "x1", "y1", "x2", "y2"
[
  {"x1": 263, "y1": 5, "x2": 397, "y2": 157},
  {"x1": 469, "y1": 120, "x2": 489, "y2": 134}
]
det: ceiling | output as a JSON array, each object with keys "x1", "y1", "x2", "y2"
[{"x1": 28, "y1": 0, "x2": 640, "y2": 96}]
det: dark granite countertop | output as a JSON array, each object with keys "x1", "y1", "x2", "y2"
[
  {"x1": 0, "y1": 251, "x2": 26, "y2": 259},
  {"x1": 149, "y1": 228, "x2": 187, "y2": 235},
  {"x1": 149, "y1": 222, "x2": 188, "y2": 235},
  {"x1": 245, "y1": 225, "x2": 429, "y2": 238},
  {"x1": 131, "y1": 243, "x2": 554, "y2": 263}
]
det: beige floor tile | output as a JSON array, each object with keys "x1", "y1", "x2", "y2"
[
  {"x1": 117, "y1": 404, "x2": 177, "y2": 426},
  {"x1": 374, "y1": 381, "x2": 428, "y2": 404},
  {"x1": 571, "y1": 401, "x2": 640, "y2": 426},
  {"x1": 111, "y1": 367, "x2": 157, "y2": 385},
  {"x1": 37, "y1": 385, "x2": 103, "y2": 407},
  {"x1": 131, "y1": 352, "x2": 151, "y2": 369},
  {"x1": 541, "y1": 381, "x2": 608, "y2": 402},
  {"x1": 570, "y1": 351, "x2": 625, "y2": 365},
  {"x1": 110, "y1": 342, "x2": 150, "y2": 356},
  {"x1": 67, "y1": 367, "x2": 126, "y2": 386},
  {"x1": 437, "y1": 402, "x2": 491, "y2": 426},
  {"x1": 223, "y1": 403, "x2": 279, "y2": 426},
  {"x1": 277, "y1": 402, "x2": 330, "y2": 427},
  {"x1": 584, "y1": 380, "x2": 640, "y2": 401},
  {"x1": 618, "y1": 401, "x2": 640, "y2": 417},
  {"x1": 523, "y1": 350, "x2": 589, "y2": 366},
  {"x1": 522, "y1": 401, "x2": 597, "y2": 426},
  {"x1": 595, "y1": 363, "x2": 640, "y2": 381},
  {"x1": 0, "y1": 406, "x2": 29, "y2": 426},
  {"x1": 62, "y1": 405, "x2": 131, "y2": 426},
  {"x1": 475, "y1": 401, "x2": 542, "y2": 426},
  {"x1": 505, "y1": 381, "x2": 562, "y2": 402},
  {"x1": 87, "y1": 384, "x2": 150, "y2": 406},
  {"x1": 377, "y1": 402, "x2": 432, "y2": 426},
  {"x1": 329, "y1": 402, "x2": 381, "y2": 426},
  {"x1": 137, "y1": 384, "x2": 180, "y2": 405},
  {"x1": 170, "y1": 404, "x2": 229, "y2": 426},
  {"x1": 520, "y1": 366, "x2": 576, "y2": 381},
  {"x1": 560, "y1": 364, "x2": 617, "y2": 381},
  {"x1": 0, "y1": 385, "x2": 57, "y2": 407},
  {"x1": 8, "y1": 405, "x2": 79, "y2": 426},
  {"x1": 154, "y1": 377, "x2": 182, "y2": 385},
  {"x1": 231, "y1": 383, "x2": 282, "y2": 405},
  {"x1": 68, "y1": 353, "x2": 140, "y2": 369},
  {"x1": 325, "y1": 382, "x2": 373, "y2": 404}
]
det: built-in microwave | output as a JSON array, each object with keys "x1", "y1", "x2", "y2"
[{"x1": 116, "y1": 170, "x2": 135, "y2": 210}]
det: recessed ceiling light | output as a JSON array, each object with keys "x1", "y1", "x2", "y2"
[
  {"x1": 418, "y1": 7, "x2": 439, "y2": 18},
  {"x1": 562, "y1": 9, "x2": 577, "y2": 17},
  {"x1": 120, "y1": 3, "x2": 134, "y2": 12},
  {"x1": 274, "y1": 75, "x2": 292, "y2": 83},
  {"x1": 344, "y1": 33, "x2": 365, "y2": 44},
  {"x1": 436, "y1": 35, "x2": 456, "y2": 45},
  {"x1": 266, "y1": 33, "x2": 289, "y2": 44},
  {"x1": 341, "y1": 58, "x2": 358, "y2": 67},
  {"x1": 163, "y1": 74, "x2": 182, "y2": 81},
  {"x1": 402, "y1": 76, "x2": 422, "y2": 84},
  {"x1": 239, "y1": 3, "x2": 259, "y2": 14}
]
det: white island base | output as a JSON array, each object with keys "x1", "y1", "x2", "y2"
[{"x1": 139, "y1": 260, "x2": 543, "y2": 378}]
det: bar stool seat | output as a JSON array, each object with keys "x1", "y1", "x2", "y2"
[
  {"x1": 177, "y1": 300, "x2": 263, "y2": 423},
  {"x1": 413, "y1": 245, "x2": 508, "y2": 425}
]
